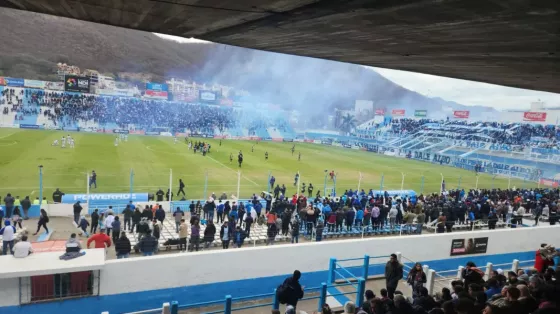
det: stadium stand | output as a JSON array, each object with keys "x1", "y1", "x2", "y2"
[{"x1": 1, "y1": 78, "x2": 560, "y2": 313}]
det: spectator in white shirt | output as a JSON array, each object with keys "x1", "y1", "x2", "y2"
[
  {"x1": 0, "y1": 220, "x2": 16, "y2": 255},
  {"x1": 13, "y1": 235, "x2": 33, "y2": 258},
  {"x1": 104, "y1": 213, "x2": 115, "y2": 236}
]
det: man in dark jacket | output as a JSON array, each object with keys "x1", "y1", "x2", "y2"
[
  {"x1": 142, "y1": 206, "x2": 153, "y2": 221},
  {"x1": 138, "y1": 230, "x2": 158, "y2": 256},
  {"x1": 385, "y1": 254, "x2": 403, "y2": 299},
  {"x1": 115, "y1": 231, "x2": 131, "y2": 258},
  {"x1": 20, "y1": 196, "x2": 31, "y2": 220},
  {"x1": 73, "y1": 201, "x2": 83, "y2": 224},
  {"x1": 461, "y1": 261, "x2": 485, "y2": 288},
  {"x1": 131, "y1": 208, "x2": 142, "y2": 232},
  {"x1": 203, "y1": 221, "x2": 216, "y2": 249},
  {"x1": 90, "y1": 209, "x2": 99, "y2": 234},
  {"x1": 4, "y1": 193, "x2": 14, "y2": 218},
  {"x1": 281, "y1": 270, "x2": 304, "y2": 310},
  {"x1": 155, "y1": 205, "x2": 165, "y2": 225},
  {"x1": 244, "y1": 214, "x2": 254, "y2": 237},
  {"x1": 122, "y1": 205, "x2": 133, "y2": 232},
  {"x1": 52, "y1": 188, "x2": 64, "y2": 203},
  {"x1": 156, "y1": 189, "x2": 164, "y2": 202}
]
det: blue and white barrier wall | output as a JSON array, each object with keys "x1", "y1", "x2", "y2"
[{"x1": 0, "y1": 225, "x2": 558, "y2": 314}]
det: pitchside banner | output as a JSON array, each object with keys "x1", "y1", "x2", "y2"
[
  {"x1": 375, "y1": 109, "x2": 385, "y2": 115},
  {"x1": 414, "y1": 110, "x2": 427, "y2": 117},
  {"x1": 392, "y1": 109, "x2": 405, "y2": 116},
  {"x1": 453, "y1": 110, "x2": 470, "y2": 119},
  {"x1": 199, "y1": 90, "x2": 217, "y2": 102},
  {"x1": 45, "y1": 81, "x2": 65, "y2": 91},
  {"x1": 146, "y1": 82, "x2": 168, "y2": 92},
  {"x1": 523, "y1": 112, "x2": 547, "y2": 122},
  {"x1": 0, "y1": 77, "x2": 5, "y2": 85},
  {"x1": 539, "y1": 178, "x2": 559, "y2": 188},
  {"x1": 450, "y1": 237, "x2": 488, "y2": 256},
  {"x1": 65, "y1": 75, "x2": 90, "y2": 92},
  {"x1": 145, "y1": 90, "x2": 168, "y2": 100},
  {"x1": 61, "y1": 193, "x2": 149, "y2": 203},
  {"x1": 24, "y1": 79, "x2": 46, "y2": 89},
  {"x1": 5, "y1": 77, "x2": 24, "y2": 87}
]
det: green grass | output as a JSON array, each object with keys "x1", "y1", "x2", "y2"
[{"x1": 0, "y1": 129, "x2": 537, "y2": 200}]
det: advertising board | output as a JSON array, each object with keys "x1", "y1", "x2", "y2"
[{"x1": 64, "y1": 75, "x2": 90, "y2": 92}]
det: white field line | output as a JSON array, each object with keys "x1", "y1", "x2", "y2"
[
  {"x1": 146, "y1": 144, "x2": 259, "y2": 186},
  {"x1": 0, "y1": 184, "x2": 257, "y2": 190},
  {"x1": 206, "y1": 155, "x2": 260, "y2": 186}
]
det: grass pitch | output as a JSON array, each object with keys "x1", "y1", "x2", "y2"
[{"x1": 0, "y1": 129, "x2": 537, "y2": 201}]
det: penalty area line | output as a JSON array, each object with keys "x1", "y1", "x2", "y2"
[{"x1": 206, "y1": 156, "x2": 260, "y2": 186}]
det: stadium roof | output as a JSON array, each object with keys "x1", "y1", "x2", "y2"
[{"x1": 1, "y1": 0, "x2": 559, "y2": 94}]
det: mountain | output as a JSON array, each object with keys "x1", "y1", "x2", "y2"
[{"x1": 0, "y1": 8, "x2": 492, "y2": 120}]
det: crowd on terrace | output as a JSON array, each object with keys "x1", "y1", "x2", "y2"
[
  {"x1": 321, "y1": 249, "x2": 560, "y2": 314},
  {"x1": 0, "y1": 87, "x2": 295, "y2": 134},
  {"x1": 388, "y1": 119, "x2": 560, "y2": 147}
]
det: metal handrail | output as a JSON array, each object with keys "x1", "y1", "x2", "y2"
[
  {"x1": 337, "y1": 257, "x2": 365, "y2": 262},
  {"x1": 231, "y1": 292, "x2": 274, "y2": 301},
  {"x1": 333, "y1": 270, "x2": 358, "y2": 289},
  {"x1": 436, "y1": 269, "x2": 458, "y2": 274},
  {"x1": 178, "y1": 299, "x2": 224, "y2": 309},
  {"x1": 335, "y1": 264, "x2": 359, "y2": 280},
  {"x1": 231, "y1": 302, "x2": 274, "y2": 312},
  {"x1": 329, "y1": 291, "x2": 357, "y2": 297},
  {"x1": 124, "y1": 309, "x2": 162, "y2": 314}
]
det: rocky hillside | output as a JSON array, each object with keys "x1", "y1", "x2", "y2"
[{"x1": 0, "y1": 8, "x2": 489, "y2": 118}]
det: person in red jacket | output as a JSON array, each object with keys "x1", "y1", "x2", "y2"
[
  {"x1": 87, "y1": 227, "x2": 112, "y2": 249},
  {"x1": 534, "y1": 244, "x2": 555, "y2": 273}
]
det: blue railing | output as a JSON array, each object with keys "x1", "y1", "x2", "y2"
[
  {"x1": 168, "y1": 255, "x2": 382, "y2": 314},
  {"x1": 124, "y1": 254, "x2": 390, "y2": 314}
]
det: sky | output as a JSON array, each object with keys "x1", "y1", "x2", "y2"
[
  {"x1": 372, "y1": 67, "x2": 560, "y2": 111},
  {"x1": 155, "y1": 33, "x2": 560, "y2": 111}
]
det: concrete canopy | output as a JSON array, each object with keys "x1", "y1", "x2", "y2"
[{"x1": 1, "y1": 0, "x2": 559, "y2": 94}]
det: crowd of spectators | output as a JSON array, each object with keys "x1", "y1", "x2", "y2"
[
  {"x1": 337, "y1": 255, "x2": 560, "y2": 314},
  {"x1": 388, "y1": 119, "x2": 560, "y2": 148},
  {"x1": 1, "y1": 87, "x2": 298, "y2": 134}
]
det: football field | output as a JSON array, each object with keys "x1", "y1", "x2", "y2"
[{"x1": 0, "y1": 129, "x2": 536, "y2": 200}]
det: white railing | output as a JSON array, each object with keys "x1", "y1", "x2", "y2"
[{"x1": 420, "y1": 258, "x2": 535, "y2": 296}]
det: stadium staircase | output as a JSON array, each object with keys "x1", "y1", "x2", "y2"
[
  {"x1": 0, "y1": 106, "x2": 18, "y2": 126},
  {"x1": 387, "y1": 133, "x2": 414, "y2": 146},
  {"x1": 438, "y1": 144, "x2": 458, "y2": 154},
  {"x1": 254, "y1": 127, "x2": 270, "y2": 138},
  {"x1": 356, "y1": 118, "x2": 377, "y2": 130},
  {"x1": 399, "y1": 135, "x2": 427, "y2": 149},
  {"x1": 418, "y1": 140, "x2": 447, "y2": 151},
  {"x1": 266, "y1": 127, "x2": 283, "y2": 138},
  {"x1": 78, "y1": 119, "x2": 100, "y2": 130},
  {"x1": 227, "y1": 127, "x2": 247, "y2": 137},
  {"x1": 213, "y1": 127, "x2": 224, "y2": 136},
  {"x1": 36, "y1": 106, "x2": 56, "y2": 128},
  {"x1": 18, "y1": 90, "x2": 39, "y2": 125},
  {"x1": 279, "y1": 124, "x2": 297, "y2": 139}
]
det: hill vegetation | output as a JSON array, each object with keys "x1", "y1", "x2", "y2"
[{"x1": 0, "y1": 8, "x2": 488, "y2": 118}]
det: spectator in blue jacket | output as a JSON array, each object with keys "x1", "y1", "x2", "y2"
[
  {"x1": 138, "y1": 230, "x2": 158, "y2": 256},
  {"x1": 355, "y1": 208, "x2": 364, "y2": 228},
  {"x1": 346, "y1": 209, "x2": 355, "y2": 231},
  {"x1": 254, "y1": 202, "x2": 262, "y2": 217},
  {"x1": 485, "y1": 278, "x2": 501, "y2": 299},
  {"x1": 0, "y1": 220, "x2": 16, "y2": 255},
  {"x1": 216, "y1": 201, "x2": 225, "y2": 223},
  {"x1": 155, "y1": 205, "x2": 165, "y2": 225},
  {"x1": 230, "y1": 207, "x2": 239, "y2": 222},
  {"x1": 79, "y1": 216, "x2": 90, "y2": 237},
  {"x1": 233, "y1": 226, "x2": 247, "y2": 248},
  {"x1": 322, "y1": 203, "x2": 331, "y2": 216}
]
